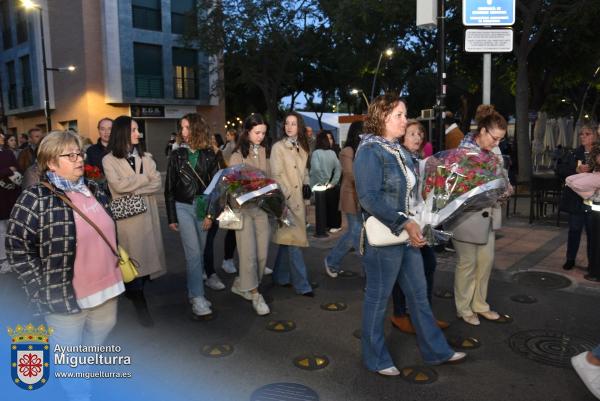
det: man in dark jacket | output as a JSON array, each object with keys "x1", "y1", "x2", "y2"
[
  {"x1": 86, "y1": 118, "x2": 113, "y2": 172},
  {"x1": 556, "y1": 124, "x2": 597, "y2": 270},
  {"x1": 16, "y1": 127, "x2": 43, "y2": 173}
]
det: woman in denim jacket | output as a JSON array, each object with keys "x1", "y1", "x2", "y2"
[{"x1": 354, "y1": 94, "x2": 465, "y2": 376}]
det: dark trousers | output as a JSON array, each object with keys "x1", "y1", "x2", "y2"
[
  {"x1": 203, "y1": 222, "x2": 218, "y2": 276},
  {"x1": 392, "y1": 245, "x2": 436, "y2": 316},
  {"x1": 325, "y1": 186, "x2": 342, "y2": 229},
  {"x1": 224, "y1": 229, "x2": 237, "y2": 260},
  {"x1": 566, "y1": 212, "x2": 592, "y2": 264}
]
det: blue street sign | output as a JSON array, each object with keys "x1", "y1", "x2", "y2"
[{"x1": 463, "y1": 0, "x2": 515, "y2": 26}]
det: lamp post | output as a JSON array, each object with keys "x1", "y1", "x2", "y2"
[
  {"x1": 22, "y1": 1, "x2": 74, "y2": 131},
  {"x1": 369, "y1": 48, "x2": 393, "y2": 101},
  {"x1": 351, "y1": 88, "x2": 370, "y2": 109}
]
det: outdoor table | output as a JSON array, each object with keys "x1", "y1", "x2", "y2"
[{"x1": 529, "y1": 171, "x2": 562, "y2": 224}]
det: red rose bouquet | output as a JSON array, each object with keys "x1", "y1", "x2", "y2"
[{"x1": 84, "y1": 164, "x2": 105, "y2": 182}]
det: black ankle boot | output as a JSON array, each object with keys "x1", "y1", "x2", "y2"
[
  {"x1": 126, "y1": 290, "x2": 154, "y2": 327},
  {"x1": 562, "y1": 260, "x2": 575, "y2": 270}
]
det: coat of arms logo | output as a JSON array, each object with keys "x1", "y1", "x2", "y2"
[{"x1": 8, "y1": 323, "x2": 53, "y2": 390}]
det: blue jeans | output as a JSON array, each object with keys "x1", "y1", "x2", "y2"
[
  {"x1": 176, "y1": 202, "x2": 208, "y2": 299},
  {"x1": 273, "y1": 245, "x2": 313, "y2": 294},
  {"x1": 325, "y1": 213, "x2": 361, "y2": 271},
  {"x1": 566, "y1": 212, "x2": 592, "y2": 263},
  {"x1": 361, "y1": 243, "x2": 453, "y2": 370},
  {"x1": 392, "y1": 245, "x2": 436, "y2": 316}
]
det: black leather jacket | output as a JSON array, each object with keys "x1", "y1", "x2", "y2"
[{"x1": 164, "y1": 147, "x2": 221, "y2": 224}]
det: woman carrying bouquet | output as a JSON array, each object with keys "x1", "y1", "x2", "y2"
[
  {"x1": 447, "y1": 106, "x2": 508, "y2": 326},
  {"x1": 270, "y1": 112, "x2": 314, "y2": 296},
  {"x1": 226, "y1": 113, "x2": 271, "y2": 315},
  {"x1": 354, "y1": 94, "x2": 465, "y2": 376},
  {"x1": 164, "y1": 113, "x2": 221, "y2": 319}
]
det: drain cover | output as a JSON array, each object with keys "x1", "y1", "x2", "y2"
[
  {"x1": 399, "y1": 366, "x2": 438, "y2": 384},
  {"x1": 433, "y1": 288, "x2": 454, "y2": 299},
  {"x1": 201, "y1": 344, "x2": 234, "y2": 358},
  {"x1": 447, "y1": 336, "x2": 481, "y2": 350},
  {"x1": 338, "y1": 271, "x2": 358, "y2": 278},
  {"x1": 251, "y1": 383, "x2": 319, "y2": 401},
  {"x1": 510, "y1": 294, "x2": 538, "y2": 304},
  {"x1": 267, "y1": 320, "x2": 296, "y2": 332},
  {"x1": 508, "y1": 330, "x2": 595, "y2": 368},
  {"x1": 353, "y1": 329, "x2": 361, "y2": 339},
  {"x1": 320, "y1": 302, "x2": 347, "y2": 311},
  {"x1": 293, "y1": 354, "x2": 329, "y2": 370},
  {"x1": 513, "y1": 272, "x2": 571, "y2": 290}
]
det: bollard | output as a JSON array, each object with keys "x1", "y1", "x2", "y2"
[
  {"x1": 585, "y1": 201, "x2": 600, "y2": 282},
  {"x1": 314, "y1": 188, "x2": 329, "y2": 238}
]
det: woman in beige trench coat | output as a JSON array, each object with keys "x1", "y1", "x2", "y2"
[
  {"x1": 269, "y1": 111, "x2": 314, "y2": 296},
  {"x1": 103, "y1": 116, "x2": 166, "y2": 326}
]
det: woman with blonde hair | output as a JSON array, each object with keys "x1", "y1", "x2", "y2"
[
  {"x1": 270, "y1": 111, "x2": 314, "y2": 296},
  {"x1": 103, "y1": 116, "x2": 166, "y2": 326},
  {"x1": 164, "y1": 113, "x2": 222, "y2": 319},
  {"x1": 354, "y1": 94, "x2": 465, "y2": 376}
]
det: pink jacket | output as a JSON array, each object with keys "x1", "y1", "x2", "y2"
[{"x1": 565, "y1": 172, "x2": 600, "y2": 200}]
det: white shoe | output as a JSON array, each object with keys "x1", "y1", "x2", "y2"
[
  {"x1": 329, "y1": 227, "x2": 342, "y2": 233},
  {"x1": 191, "y1": 296, "x2": 212, "y2": 316},
  {"x1": 377, "y1": 366, "x2": 400, "y2": 376},
  {"x1": 251, "y1": 292, "x2": 270, "y2": 316},
  {"x1": 221, "y1": 259, "x2": 237, "y2": 274},
  {"x1": 205, "y1": 273, "x2": 225, "y2": 291},
  {"x1": 447, "y1": 352, "x2": 467, "y2": 364},
  {"x1": 324, "y1": 259, "x2": 338, "y2": 278},
  {"x1": 461, "y1": 314, "x2": 480, "y2": 326},
  {"x1": 231, "y1": 277, "x2": 253, "y2": 301},
  {"x1": 572, "y1": 351, "x2": 600, "y2": 399},
  {"x1": 264, "y1": 267, "x2": 273, "y2": 275}
]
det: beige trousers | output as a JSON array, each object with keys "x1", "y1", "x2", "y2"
[
  {"x1": 235, "y1": 207, "x2": 270, "y2": 291},
  {"x1": 452, "y1": 230, "x2": 495, "y2": 318}
]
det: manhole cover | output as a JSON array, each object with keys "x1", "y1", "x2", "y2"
[
  {"x1": 267, "y1": 320, "x2": 296, "y2": 332},
  {"x1": 399, "y1": 366, "x2": 438, "y2": 384},
  {"x1": 513, "y1": 272, "x2": 571, "y2": 290},
  {"x1": 433, "y1": 288, "x2": 454, "y2": 299},
  {"x1": 447, "y1": 336, "x2": 481, "y2": 350},
  {"x1": 508, "y1": 330, "x2": 595, "y2": 368},
  {"x1": 251, "y1": 383, "x2": 319, "y2": 401},
  {"x1": 353, "y1": 329, "x2": 361, "y2": 339},
  {"x1": 293, "y1": 354, "x2": 329, "y2": 371},
  {"x1": 320, "y1": 302, "x2": 347, "y2": 311},
  {"x1": 510, "y1": 294, "x2": 538, "y2": 304},
  {"x1": 338, "y1": 271, "x2": 358, "y2": 278},
  {"x1": 200, "y1": 344, "x2": 234, "y2": 358}
]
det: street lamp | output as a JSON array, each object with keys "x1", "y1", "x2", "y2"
[
  {"x1": 351, "y1": 89, "x2": 370, "y2": 108},
  {"x1": 369, "y1": 47, "x2": 394, "y2": 101},
  {"x1": 22, "y1": 0, "x2": 75, "y2": 131}
]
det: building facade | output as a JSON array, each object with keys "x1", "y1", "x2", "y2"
[{"x1": 0, "y1": 0, "x2": 225, "y2": 170}]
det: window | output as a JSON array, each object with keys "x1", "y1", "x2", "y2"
[
  {"x1": 60, "y1": 120, "x2": 78, "y2": 132},
  {"x1": 134, "y1": 43, "x2": 163, "y2": 98},
  {"x1": 172, "y1": 48, "x2": 198, "y2": 99},
  {"x1": 15, "y1": 6, "x2": 27, "y2": 44},
  {"x1": 20, "y1": 55, "x2": 32, "y2": 106},
  {"x1": 1, "y1": 1, "x2": 12, "y2": 50},
  {"x1": 6, "y1": 61, "x2": 17, "y2": 109},
  {"x1": 171, "y1": 0, "x2": 194, "y2": 34},
  {"x1": 132, "y1": 0, "x2": 161, "y2": 31}
]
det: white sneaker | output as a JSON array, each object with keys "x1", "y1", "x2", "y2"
[
  {"x1": 221, "y1": 259, "x2": 237, "y2": 274},
  {"x1": 447, "y1": 352, "x2": 467, "y2": 364},
  {"x1": 205, "y1": 273, "x2": 225, "y2": 291},
  {"x1": 231, "y1": 277, "x2": 253, "y2": 301},
  {"x1": 572, "y1": 351, "x2": 600, "y2": 399},
  {"x1": 329, "y1": 227, "x2": 342, "y2": 233},
  {"x1": 264, "y1": 267, "x2": 273, "y2": 275},
  {"x1": 377, "y1": 366, "x2": 400, "y2": 376},
  {"x1": 324, "y1": 259, "x2": 338, "y2": 278},
  {"x1": 251, "y1": 292, "x2": 270, "y2": 315},
  {"x1": 191, "y1": 296, "x2": 212, "y2": 316}
]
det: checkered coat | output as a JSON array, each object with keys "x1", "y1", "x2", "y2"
[{"x1": 5, "y1": 179, "x2": 112, "y2": 315}]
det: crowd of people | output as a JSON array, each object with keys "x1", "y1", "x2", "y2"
[{"x1": 1, "y1": 95, "x2": 600, "y2": 399}]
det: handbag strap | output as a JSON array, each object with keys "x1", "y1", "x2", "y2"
[
  {"x1": 41, "y1": 182, "x2": 119, "y2": 257},
  {"x1": 186, "y1": 161, "x2": 208, "y2": 189}
]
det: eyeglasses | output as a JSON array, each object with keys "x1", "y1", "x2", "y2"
[
  {"x1": 486, "y1": 129, "x2": 504, "y2": 144},
  {"x1": 59, "y1": 152, "x2": 85, "y2": 162}
]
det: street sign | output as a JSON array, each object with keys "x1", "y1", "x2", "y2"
[
  {"x1": 463, "y1": 0, "x2": 515, "y2": 26},
  {"x1": 465, "y1": 29, "x2": 513, "y2": 52}
]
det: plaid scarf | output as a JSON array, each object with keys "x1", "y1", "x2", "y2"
[
  {"x1": 46, "y1": 171, "x2": 92, "y2": 197},
  {"x1": 459, "y1": 132, "x2": 481, "y2": 151}
]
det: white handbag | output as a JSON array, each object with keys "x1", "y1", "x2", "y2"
[
  {"x1": 364, "y1": 216, "x2": 409, "y2": 246},
  {"x1": 217, "y1": 205, "x2": 243, "y2": 230}
]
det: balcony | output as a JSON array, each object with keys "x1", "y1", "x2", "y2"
[{"x1": 135, "y1": 75, "x2": 164, "y2": 98}]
